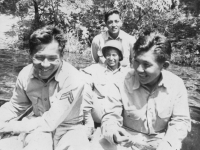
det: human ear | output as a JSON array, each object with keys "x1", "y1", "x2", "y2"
[
  {"x1": 163, "y1": 61, "x2": 170, "y2": 69},
  {"x1": 119, "y1": 20, "x2": 123, "y2": 27}
]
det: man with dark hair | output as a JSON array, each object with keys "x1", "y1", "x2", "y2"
[
  {"x1": 0, "y1": 25, "x2": 90, "y2": 150},
  {"x1": 91, "y1": 8, "x2": 135, "y2": 67},
  {"x1": 91, "y1": 32, "x2": 191, "y2": 150}
]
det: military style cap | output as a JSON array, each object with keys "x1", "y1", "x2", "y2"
[{"x1": 102, "y1": 40, "x2": 123, "y2": 61}]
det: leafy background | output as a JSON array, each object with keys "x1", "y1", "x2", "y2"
[
  {"x1": 0, "y1": 0, "x2": 200, "y2": 149},
  {"x1": 0, "y1": 0, "x2": 200, "y2": 66}
]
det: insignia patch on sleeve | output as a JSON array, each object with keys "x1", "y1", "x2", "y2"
[{"x1": 60, "y1": 91, "x2": 74, "y2": 103}]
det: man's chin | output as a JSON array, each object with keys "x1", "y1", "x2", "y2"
[
  {"x1": 39, "y1": 75, "x2": 50, "y2": 80},
  {"x1": 139, "y1": 79, "x2": 148, "y2": 85},
  {"x1": 108, "y1": 63, "x2": 116, "y2": 67},
  {"x1": 38, "y1": 72, "x2": 52, "y2": 80},
  {"x1": 112, "y1": 30, "x2": 119, "y2": 34}
]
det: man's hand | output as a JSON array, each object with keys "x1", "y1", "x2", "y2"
[
  {"x1": 0, "y1": 122, "x2": 8, "y2": 139},
  {"x1": 0, "y1": 121, "x2": 14, "y2": 133},
  {"x1": 113, "y1": 127, "x2": 134, "y2": 148},
  {"x1": 157, "y1": 141, "x2": 173, "y2": 150}
]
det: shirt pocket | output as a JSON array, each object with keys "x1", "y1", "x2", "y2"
[
  {"x1": 156, "y1": 98, "x2": 172, "y2": 119},
  {"x1": 124, "y1": 106, "x2": 144, "y2": 121},
  {"x1": 29, "y1": 96, "x2": 40, "y2": 116}
]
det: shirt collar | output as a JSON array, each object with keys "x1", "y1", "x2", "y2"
[
  {"x1": 29, "y1": 61, "x2": 64, "y2": 83},
  {"x1": 157, "y1": 70, "x2": 171, "y2": 89},
  {"x1": 29, "y1": 65, "x2": 35, "y2": 79},
  {"x1": 104, "y1": 30, "x2": 123, "y2": 41},
  {"x1": 124, "y1": 69, "x2": 140, "y2": 93},
  {"x1": 125, "y1": 69, "x2": 171, "y2": 93},
  {"x1": 105, "y1": 63, "x2": 121, "y2": 74}
]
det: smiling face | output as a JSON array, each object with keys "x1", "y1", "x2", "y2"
[
  {"x1": 133, "y1": 47, "x2": 164, "y2": 88},
  {"x1": 106, "y1": 13, "x2": 122, "y2": 38},
  {"x1": 105, "y1": 48, "x2": 120, "y2": 70},
  {"x1": 31, "y1": 40, "x2": 62, "y2": 80}
]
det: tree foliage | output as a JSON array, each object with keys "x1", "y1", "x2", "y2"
[{"x1": 1, "y1": 0, "x2": 200, "y2": 65}]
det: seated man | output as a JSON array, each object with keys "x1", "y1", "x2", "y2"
[
  {"x1": 91, "y1": 32, "x2": 191, "y2": 150},
  {"x1": 82, "y1": 40, "x2": 130, "y2": 133},
  {"x1": 0, "y1": 25, "x2": 90, "y2": 150}
]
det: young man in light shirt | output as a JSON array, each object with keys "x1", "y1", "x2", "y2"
[
  {"x1": 91, "y1": 8, "x2": 135, "y2": 67},
  {"x1": 91, "y1": 32, "x2": 191, "y2": 150},
  {"x1": 0, "y1": 25, "x2": 90, "y2": 150}
]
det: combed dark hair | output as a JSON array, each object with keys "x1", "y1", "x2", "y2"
[
  {"x1": 104, "y1": 8, "x2": 121, "y2": 23},
  {"x1": 29, "y1": 25, "x2": 66, "y2": 56},
  {"x1": 134, "y1": 32, "x2": 172, "y2": 63}
]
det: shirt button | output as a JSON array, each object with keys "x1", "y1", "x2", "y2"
[{"x1": 44, "y1": 98, "x2": 48, "y2": 101}]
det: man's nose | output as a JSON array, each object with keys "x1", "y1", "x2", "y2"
[
  {"x1": 108, "y1": 55, "x2": 114, "y2": 60},
  {"x1": 137, "y1": 64, "x2": 144, "y2": 72},
  {"x1": 112, "y1": 22, "x2": 116, "y2": 26},
  {"x1": 41, "y1": 58, "x2": 50, "y2": 67}
]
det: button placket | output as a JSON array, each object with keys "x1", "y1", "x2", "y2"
[
  {"x1": 146, "y1": 95, "x2": 156, "y2": 134},
  {"x1": 42, "y1": 84, "x2": 50, "y2": 111}
]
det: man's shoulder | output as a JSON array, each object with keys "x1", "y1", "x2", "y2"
[
  {"x1": 120, "y1": 30, "x2": 136, "y2": 41},
  {"x1": 92, "y1": 32, "x2": 108, "y2": 42},
  {"x1": 120, "y1": 30, "x2": 132, "y2": 37},
  {"x1": 61, "y1": 61, "x2": 80, "y2": 76},
  {"x1": 82, "y1": 63, "x2": 105, "y2": 74},
  {"x1": 58, "y1": 61, "x2": 85, "y2": 89},
  {"x1": 18, "y1": 64, "x2": 33, "y2": 77},
  {"x1": 163, "y1": 70, "x2": 183, "y2": 81},
  {"x1": 162, "y1": 70, "x2": 185, "y2": 88}
]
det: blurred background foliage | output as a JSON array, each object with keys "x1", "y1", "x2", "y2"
[{"x1": 0, "y1": 0, "x2": 200, "y2": 66}]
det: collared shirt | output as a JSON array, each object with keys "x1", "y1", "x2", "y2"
[
  {"x1": 81, "y1": 63, "x2": 131, "y2": 126},
  {"x1": 82, "y1": 63, "x2": 130, "y2": 99},
  {"x1": 102, "y1": 69, "x2": 191, "y2": 149},
  {"x1": 0, "y1": 61, "x2": 85, "y2": 134},
  {"x1": 91, "y1": 30, "x2": 136, "y2": 67}
]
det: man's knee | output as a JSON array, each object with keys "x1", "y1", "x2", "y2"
[
  {"x1": 55, "y1": 126, "x2": 90, "y2": 150},
  {"x1": 23, "y1": 131, "x2": 53, "y2": 150},
  {"x1": 0, "y1": 136, "x2": 23, "y2": 150}
]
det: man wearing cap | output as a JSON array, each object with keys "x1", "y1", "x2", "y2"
[
  {"x1": 91, "y1": 8, "x2": 136, "y2": 67},
  {"x1": 81, "y1": 40, "x2": 131, "y2": 139}
]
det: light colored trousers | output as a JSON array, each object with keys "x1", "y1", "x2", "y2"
[
  {"x1": 0, "y1": 125, "x2": 90, "y2": 150},
  {"x1": 90, "y1": 128, "x2": 178, "y2": 150}
]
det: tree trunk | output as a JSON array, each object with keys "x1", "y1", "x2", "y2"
[{"x1": 32, "y1": 0, "x2": 40, "y2": 28}]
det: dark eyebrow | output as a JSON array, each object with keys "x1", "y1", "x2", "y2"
[
  {"x1": 134, "y1": 58, "x2": 151, "y2": 65},
  {"x1": 35, "y1": 54, "x2": 58, "y2": 57}
]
